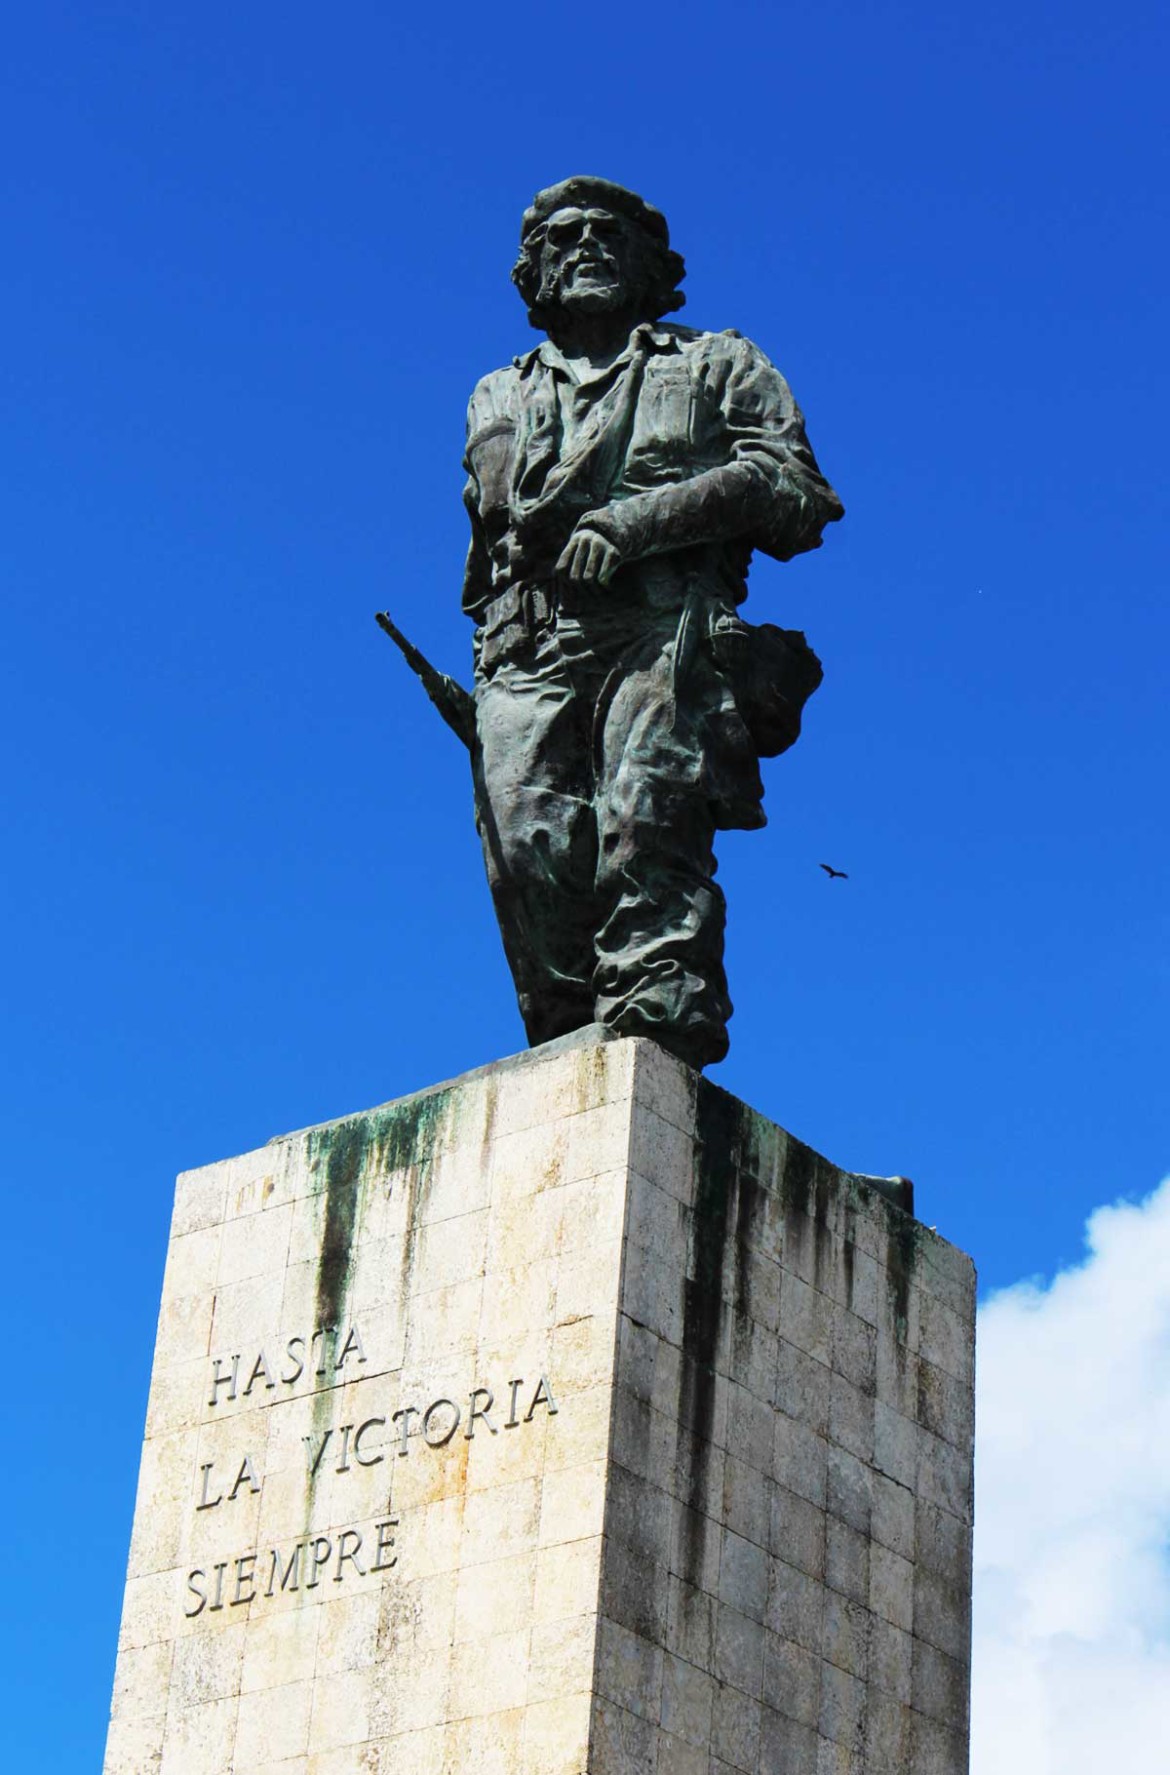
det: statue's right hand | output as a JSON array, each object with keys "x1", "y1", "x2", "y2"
[{"x1": 554, "y1": 525, "x2": 621, "y2": 590}]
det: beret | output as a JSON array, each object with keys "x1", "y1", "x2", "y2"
[{"x1": 519, "y1": 176, "x2": 671, "y2": 246}]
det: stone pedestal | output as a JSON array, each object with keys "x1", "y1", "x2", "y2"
[{"x1": 105, "y1": 1032, "x2": 974, "y2": 1774}]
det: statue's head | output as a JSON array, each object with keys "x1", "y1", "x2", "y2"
[{"x1": 512, "y1": 176, "x2": 686, "y2": 333}]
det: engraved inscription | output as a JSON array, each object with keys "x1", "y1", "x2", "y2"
[
  {"x1": 180, "y1": 1371, "x2": 559, "y2": 1619},
  {"x1": 208, "y1": 1323, "x2": 367, "y2": 1406},
  {"x1": 184, "y1": 1517, "x2": 400, "y2": 1617},
  {"x1": 195, "y1": 1454, "x2": 261, "y2": 1510},
  {"x1": 301, "y1": 1375, "x2": 558, "y2": 1474}
]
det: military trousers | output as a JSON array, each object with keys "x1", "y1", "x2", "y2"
[{"x1": 471, "y1": 597, "x2": 756, "y2": 1070}]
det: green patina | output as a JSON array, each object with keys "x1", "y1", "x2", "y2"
[
  {"x1": 309, "y1": 1118, "x2": 367, "y2": 1346},
  {"x1": 386, "y1": 1087, "x2": 454, "y2": 1287},
  {"x1": 302, "y1": 1116, "x2": 368, "y2": 1518},
  {"x1": 299, "y1": 1087, "x2": 455, "y2": 1516}
]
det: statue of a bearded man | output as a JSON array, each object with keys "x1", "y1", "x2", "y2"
[{"x1": 457, "y1": 176, "x2": 843, "y2": 1070}]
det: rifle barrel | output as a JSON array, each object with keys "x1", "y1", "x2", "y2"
[{"x1": 375, "y1": 611, "x2": 475, "y2": 751}]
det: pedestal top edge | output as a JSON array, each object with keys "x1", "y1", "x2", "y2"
[{"x1": 170, "y1": 1030, "x2": 971, "y2": 1279}]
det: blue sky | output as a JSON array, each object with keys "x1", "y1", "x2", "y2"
[{"x1": 2, "y1": 1, "x2": 1166, "y2": 1765}]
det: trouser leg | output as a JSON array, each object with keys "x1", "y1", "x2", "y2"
[
  {"x1": 473, "y1": 656, "x2": 598, "y2": 1046},
  {"x1": 592, "y1": 639, "x2": 733, "y2": 1070}
]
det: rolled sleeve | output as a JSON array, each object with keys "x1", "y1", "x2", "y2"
[{"x1": 581, "y1": 333, "x2": 843, "y2": 565}]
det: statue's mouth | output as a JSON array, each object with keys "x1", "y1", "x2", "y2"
[{"x1": 566, "y1": 254, "x2": 617, "y2": 284}]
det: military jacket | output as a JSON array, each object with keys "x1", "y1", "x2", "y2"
[{"x1": 461, "y1": 322, "x2": 842, "y2": 625}]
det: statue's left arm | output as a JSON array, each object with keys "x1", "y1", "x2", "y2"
[{"x1": 576, "y1": 332, "x2": 843, "y2": 568}]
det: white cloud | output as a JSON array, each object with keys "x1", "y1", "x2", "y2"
[{"x1": 972, "y1": 1176, "x2": 1170, "y2": 1773}]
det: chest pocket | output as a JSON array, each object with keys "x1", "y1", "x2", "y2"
[
  {"x1": 466, "y1": 419, "x2": 517, "y2": 513},
  {"x1": 629, "y1": 365, "x2": 695, "y2": 467}
]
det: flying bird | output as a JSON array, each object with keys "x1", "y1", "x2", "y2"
[{"x1": 819, "y1": 863, "x2": 848, "y2": 880}]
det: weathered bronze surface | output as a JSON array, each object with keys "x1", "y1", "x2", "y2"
[{"x1": 388, "y1": 176, "x2": 843, "y2": 1069}]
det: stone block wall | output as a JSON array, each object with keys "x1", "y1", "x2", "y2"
[
  {"x1": 104, "y1": 1032, "x2": 974, "y2": 1774},
  {"x1": 590, "y1": 1046, "x2": 975, "y2": 1774}
]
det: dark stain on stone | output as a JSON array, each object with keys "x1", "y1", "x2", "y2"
[
  {"x1": 780, "y1": 1136, "x2": 817, "y2": 1222},
  {"x1": 677, "y1": 1078, "x2": 743, "y2": 1583},
  {"x1": 480, "y1": 1077, "x2": 499, "y2": 1167},
  {"x1": 781, "y1": 1137, "x2": 837, "y2": 1291},
  {"x1": 300, "y1": 1089, "x2": 453, "y2": 1521},
  {"x1": 358, "y1": 1087, "x2": 453, "y2": 1291},
  {"x1": 302, "y1": 1116, "x2": 372, "y2": 1522},
  {"x1": 309, "y1": 1117, "x2": 367, "y2": 1348},
  {"x1": 813, "y1": 1170, "x2": 831, "y2": 1226},
  {"x1": 886, "y1": 1204, "x2": 921, "y2": 1341},
  {"x1": 734, "y1": 1170, "x2": 764, "y2": 1315},
  {"x1": 812, "y1": 1169, "x2": 834, "y2": 1290},
  {"x1": 376, "y1": 1087, "x2": 451, "y2": 1180},
  {"x1": 311, "y1": 1087, "x2": 451, "y2": 1312},
  {"x1": 843, "y1": 1235, "x2": 855, "y2": 1310}
]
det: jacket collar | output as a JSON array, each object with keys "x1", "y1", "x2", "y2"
[{"x1": 512, "y1": 321, "x2": 684, "y2": 377}]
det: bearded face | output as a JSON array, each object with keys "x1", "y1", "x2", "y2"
[{"x1": 534, "y1": 206, "x2": 643, "y2": 317}]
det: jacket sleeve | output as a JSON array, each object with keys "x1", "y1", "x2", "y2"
[
  {"x1": 579, "y1": 333, "x2": 843, "y2": 566},
  {"x1": 460, "y1": 377, "x2": 504, "y2": 622},
  {"x1": 460, "y1": 484, "x2": 494, "y2": 622}
]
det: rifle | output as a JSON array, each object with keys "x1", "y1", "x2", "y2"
[{"x1": 375, "y1": 611, "x2": 475, "y2": 752}]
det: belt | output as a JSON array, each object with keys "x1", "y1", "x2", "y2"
[{"x1": 481, "y1": 584, "x2": 555, "y2": 632}]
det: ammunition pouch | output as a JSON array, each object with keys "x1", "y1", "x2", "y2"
[
  {"x1": 478, "y1": 584, "x2": 553, "y2": 677},
  {"x1": 709, "y1": 613, "x2": 823, "y2": 757}
]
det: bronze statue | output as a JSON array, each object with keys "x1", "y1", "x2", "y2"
[{"x1": 382, "y1": 176, "x2": 842, "y2": 1069}]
